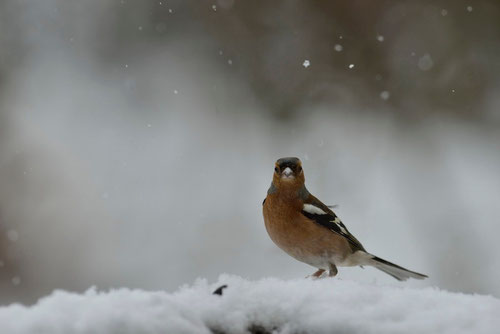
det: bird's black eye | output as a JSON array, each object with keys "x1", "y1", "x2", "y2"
[
  {"x1": 274, "y1": 167, "x2": 279, "y2": 173},
  {"x1": 297, "y1": 166, "x2": 302, "y2": 172}
]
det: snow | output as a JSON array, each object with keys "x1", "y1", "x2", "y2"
[
  {"x1": 6, "y1": 229, "x2": 19, "y2": 242},
  {"x1": 11, "y1": 277, "x2": 21, "y2": 286},
  {"x1": 302, "y1": 60, "x2": 310, "y2": 68},
  {"x1": 418, "y1": 54, "x2": 434, "y2": 71},
  {"x1": 1, "y1": 275, "x2": 498, "y2": 334},
  {"x1": 380, "y1": 91, "x2": 390, "y2": 100}
]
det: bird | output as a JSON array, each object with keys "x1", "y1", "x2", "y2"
[{"x1": 262, "y1": 157, "x2": 427, "y2": 281}]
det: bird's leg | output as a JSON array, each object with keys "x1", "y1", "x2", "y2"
[
  {"x1": 307, "y1": 269, "x2": 325, "y2": 279},
  {"x1": 328, "y1": 264, "x2": 338, "y2": 277}
]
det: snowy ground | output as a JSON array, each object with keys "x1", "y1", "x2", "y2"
[{"x1": 1, "y1": 275, "x2": 498, "y2": 334}]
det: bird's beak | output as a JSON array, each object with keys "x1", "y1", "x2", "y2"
[{"x1": 281, "y1": 167, "x2": 294, "y2": 179}]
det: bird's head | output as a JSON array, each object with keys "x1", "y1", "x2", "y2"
[{"x1": 272, "y1": 157, "x2": 305, "y2": 190}]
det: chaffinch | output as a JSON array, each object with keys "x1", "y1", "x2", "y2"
[{"x1": 262, "y1": 157, "x2": 427, "y2": 281}]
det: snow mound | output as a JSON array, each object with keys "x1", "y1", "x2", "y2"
[{"x1": 1, "y1": 275, "x2": 499, "y2": 334}]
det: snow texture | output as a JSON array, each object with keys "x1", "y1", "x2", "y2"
[{"x1": 1, "y1": 275, "x2": 499, "y2": 334}]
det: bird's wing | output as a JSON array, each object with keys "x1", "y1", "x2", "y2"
[{"x1": 301, "y1": 195, "x2": 366, "y2": 252}]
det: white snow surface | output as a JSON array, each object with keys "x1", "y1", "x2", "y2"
[{"x1": 1, "y1": 275, "x2": 499, "y2": 334}]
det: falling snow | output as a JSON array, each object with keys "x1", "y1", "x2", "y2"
[
  {"x1": 7, "y1": 230, "x2": 19, "y2": 242},
  {"x1": 302, "y1": 60, "x2": 311, "y2": 68},
  {"x1": 418, "y1": 54, "x2": 434, "y2": 71},
  {"x1": 11, "y1": 276, "x2": 21, "y2": 286}
]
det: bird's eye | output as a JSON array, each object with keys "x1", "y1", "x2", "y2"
[
  {"x1": 297, "y1": 166, "x2": 302, "y2": 172},
  {"x1": 274, "y1": 167, "x2": 279, "y2": 173}
]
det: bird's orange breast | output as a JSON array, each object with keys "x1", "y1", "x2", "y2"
[{"x1": 262, "y1": 194, "x2": 351, "y2": 268}]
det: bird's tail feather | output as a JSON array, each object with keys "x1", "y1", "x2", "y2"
[{"x1": 368, "y1": 254, "x2": 428, "y2": 281}]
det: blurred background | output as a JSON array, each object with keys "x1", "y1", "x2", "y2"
[{"x1": 1, "y1": 0, "x2": 499, "y2": 304}]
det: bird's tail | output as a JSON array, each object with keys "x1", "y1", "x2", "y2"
[{"x1": 367, "y1": 254, "x2": 428, "y2": 281}]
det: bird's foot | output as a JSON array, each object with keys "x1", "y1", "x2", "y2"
[
  {"x1": 328, "y1": 264, "x2": 338, "y2": 278},
  {"x1": 306, "y1": 269, "x2": 326, "y2": 279}
]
